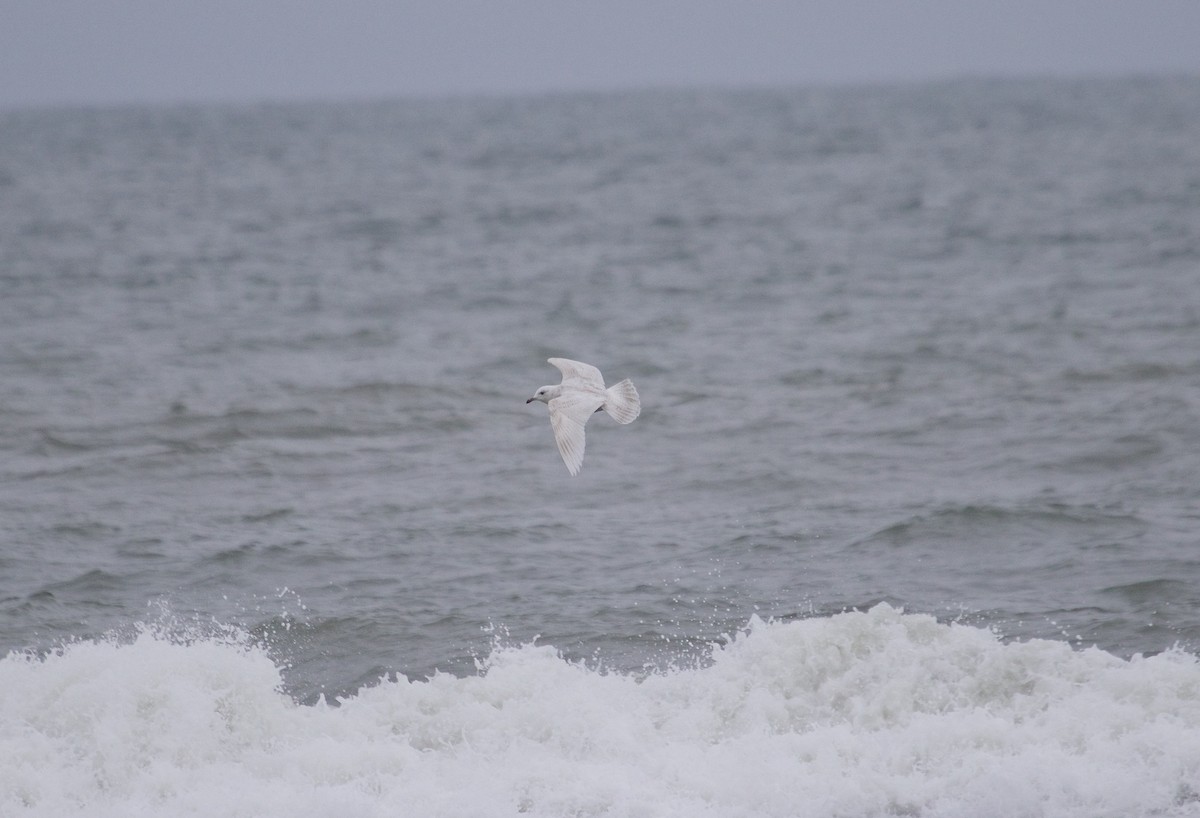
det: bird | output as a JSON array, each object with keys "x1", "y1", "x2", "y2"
[{"x1": 526, "y1": 358, "x2": 640, "y2": 475}]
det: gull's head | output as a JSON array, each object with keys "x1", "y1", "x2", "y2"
[{"x1": 526, "y1": 385, "x2": 556, "y2": 405}]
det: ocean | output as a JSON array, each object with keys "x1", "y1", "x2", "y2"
[{"x1": 2, "y1": 76, "x2": 1200, "y2": 816}]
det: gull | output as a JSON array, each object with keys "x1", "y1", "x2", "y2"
[{"x1": 526, "y1": 358, "x2": 641, "y2": 475}]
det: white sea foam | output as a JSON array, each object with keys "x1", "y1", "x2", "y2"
[{"x1": 3, "y1": 604, "x2": 1200, "y2": 818}]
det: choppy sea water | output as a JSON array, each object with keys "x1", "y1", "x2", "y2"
[{"x1": 3, "y1": 76, "x2": 1200, "y2": 816}]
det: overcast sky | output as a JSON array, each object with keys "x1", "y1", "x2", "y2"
[{"x1": 3, "y1": 1, "x2": 1199, "y2": 108}]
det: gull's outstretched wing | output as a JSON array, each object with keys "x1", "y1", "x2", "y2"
[
  {"x1": 548, "y1": 391, "x2": 605, "y2": 476},
  {"x1": 548, "y1": 358, "x2": 605, "y2": 392}
]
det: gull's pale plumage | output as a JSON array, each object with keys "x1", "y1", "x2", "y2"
[{"x1": 527, "y1": 357, "x2": 641, "y2": 475}]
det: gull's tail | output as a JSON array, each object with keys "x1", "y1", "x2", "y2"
[{"x1": 603, "y1": 378, "x2": 641, "y2": 425}]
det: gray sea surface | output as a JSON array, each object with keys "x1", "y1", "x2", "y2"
[{"x1": 3, "y1": 76, "x2": 1199, "y2": 703}]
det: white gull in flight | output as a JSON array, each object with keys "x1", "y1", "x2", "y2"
[{"x1": 526, "y1": 358, "x2": 641, "y2": 475}]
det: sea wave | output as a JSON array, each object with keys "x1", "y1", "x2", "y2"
[{"x1": 4, "y1": 604, "x2": 1199, "y2": 818}]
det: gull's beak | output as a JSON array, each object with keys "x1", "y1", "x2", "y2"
[{"x1": 526, "y1": 397, "x2": 536, "y2": 404}]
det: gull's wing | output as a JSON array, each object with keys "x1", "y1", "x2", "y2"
[
  {"x1": 548, "y1": 358, "x2": 605, "y2": 392},
  {"x1": 547, "y1": 391, "x2": 605, "y2": 476}
]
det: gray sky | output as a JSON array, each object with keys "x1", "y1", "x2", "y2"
[{"x1": 3, "y1": 0, "x2": 1200, "y2": 108}]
